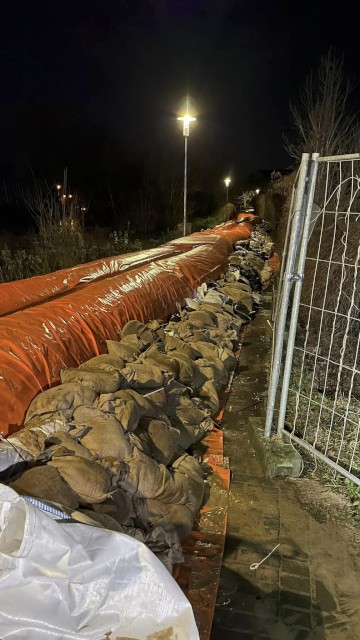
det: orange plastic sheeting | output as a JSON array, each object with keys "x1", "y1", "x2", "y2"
[
  {"x1": 0, "y1": 241, "x2": 230, "y2": 435},
  {"x1": 0, "y1": 245, "x2": 183, "y2": 317},
  {"x1": 173, "y1": 428, "x2": 230, "y2": 640}
]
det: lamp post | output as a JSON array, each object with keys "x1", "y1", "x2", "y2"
[
  {"x1": 177, "y1": 113, "x2": 196, "y2": 236},
  {"x1": 224, "y1": 177, "x2": 231, "y2": 204}
]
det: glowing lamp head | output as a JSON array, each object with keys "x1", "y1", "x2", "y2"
[
  {"x1": 255, "y1": 188, "x2": 260, "y2": 194},
  {"x1": 224, "y1": 177, "x2": 231, "y2": 188},
  {"x1": 178, "y1": 114, "x2": 196, "y2": 137},
  {"x1": 56, "y1": 184, "x2": 62, "y2": 190}
]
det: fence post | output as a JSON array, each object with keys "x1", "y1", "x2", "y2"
[
  {"x1": 264, "y1": 153, "x2": 310, "y2": 438},
  {"x1": 277, "y1": 153, "x2": 319, "y2": 436}
]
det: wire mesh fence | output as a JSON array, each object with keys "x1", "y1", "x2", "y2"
[{"x1": 266, "y1": 153, "x2": 360, "y2": 485}]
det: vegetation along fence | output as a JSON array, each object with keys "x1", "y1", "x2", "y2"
[{"x1": 266, "y1": 152, "x2": 360, "y2": 485}]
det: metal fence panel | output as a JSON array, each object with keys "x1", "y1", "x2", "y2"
[{"x1": 266, "y1": 153, "x2": 360, "y2": 486}]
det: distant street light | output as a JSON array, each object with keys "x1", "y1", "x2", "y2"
[
  {"x1": 224, "y1": 177, "x2": 232, "y2": 203},
  {"x1": 56, "y1": 184, "x2": 62, "y2": 190},
  {"x1": 177, "y1": 113, "x2": 196, "y2": 236},
  {"x1": 255, "y1": 188, "x2": 260, "y2": 195}
]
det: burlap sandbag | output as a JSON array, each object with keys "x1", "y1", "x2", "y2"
[
  {"x1": 186, "y1": 310, "x2": 217, "y2": 328},
  {"x1": 72, "y1": 406, "x2": 132, "y2": 461},
  {"x1": 23, "y1": 411, "x2": 67, "y2": 432},
  {"x1": 92, "y1": 487, "x2": 135, "y2": 525},
  {"x1": 121, "y1": 320, "x2": 158, "y2": 345},
  {"x1": 60, "y1": 367, "x2": 121, "y2": 394},
  {"x1": 119, "y1": 448, "x2": 188, "y2": 504},
  {"x1": 119, "y1": 363, "x2": 166, "y2": 390},
  {"x1": 106, "y1": 340, "x2": 142, "y2": 363},
  {"x1": 45, "y1": 432, "x2": 93, "y2": 459},
  {"x1": 130, "y1": 416, "x2": 180, "y2": 465},
  {"x1": 79, "y1": 354, "x2": 125, "y2": 373},
  {"x1": 139, "y1": 346, "x2": 180, "y2": 377},
  {"x1": 169, "y1": 351, "x2": 206, "y2": 390},
  {"x1": 195, "y1": 357, "x2": 227, "y2": 387},
  {"x1": 196, "y1": 380, "x2": 220, "y2": 415},
  {"x1": 191, "y1": 341, "x2": 236, "y2": 372},
  {"x1": 172, "y1": 454, "x2": 205, "y2": 512},
  {"x1": 218, "y1": 284, "x2": 253, "y2": 312},
  {"x1": 94, "y1": 389, "x2": 159, "y2": 431},
  {"x1": 164, "y1": 334, "x2": 201, "y2": 359},
  {"x1": 76, "y1": 509, "x2": 130, "y2": 533},
  {"x1": 134, "y1": 497, "x2": 194, "y2": 540},
  {"x1": 10, "y1": 465, "x2": 79, "y2": 510},
  {"x1": 207, "y1": 327, "x2": 238, "y2": 348},
  {"x1": 8, "y1": 428, "x2": 47, "y2": 458},
  {"x1": 25, "y1": 384, "x2": 98, "y2": 423},
  {"x1": 48, "y1": 455, "x2": 113, "y2": 503}
]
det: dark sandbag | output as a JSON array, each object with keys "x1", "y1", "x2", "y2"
[
  {"x1": 10, "y1": 465, "x2": 79, "y2": 510},
  {"x1": 134, "y1": 497, "x2": 194, "y2": 540}
]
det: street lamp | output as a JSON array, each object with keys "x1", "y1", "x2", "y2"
[
  {"x1": 255, "y1": 188, "x2": 260, "y2": 195},
  {"x1": 224, "y1": 177, "x2": 231, "y2": 203},
  {"x1": 177, "y1": 113, "x2": 196, "y2": 236}
]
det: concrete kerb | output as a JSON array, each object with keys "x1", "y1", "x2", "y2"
[{"x1": 247, "y1": 417, "x2": 302, "y2": 478}]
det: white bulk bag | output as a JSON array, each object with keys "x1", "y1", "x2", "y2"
[{"x1": 0, "y1": 485, "x2": 199, "y2": 640}]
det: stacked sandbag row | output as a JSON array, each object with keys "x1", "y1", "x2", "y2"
[
  {"x1": 229, "y1": 220, "x2": 276, "y2": 290},
  {"x1": 2, "y1": 221, "x2": 277, "y2": 571}
]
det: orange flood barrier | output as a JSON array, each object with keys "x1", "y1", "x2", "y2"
[
  {"x1": 0, "y1": 218, "x2": 258, "y2": 435},
  {"x1": 0, "y1": 245, "x2": 183, "y2": 317}
]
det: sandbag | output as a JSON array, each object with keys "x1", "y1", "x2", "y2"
[
  {"x1": 119, "y1": 448, "x2": 187, "y2": 504},
  {"x1": 92, "y1": 487, "x2": 135, "y2": 525},
  {"x1": 164, "y1": 334, "x2": 201, "y2": 359},
  {"x1": 191, "y1": 341, "x2": 236, "y2": 372},
  {"x1": 196, "y1": 380, "x2": 220, "y2": 415},
  {"x1": 45, "y1": 432, "x2": 93, "y2": 460},
  {"x1": 134, "y1": 497, "x2": 195, "y2": 540},
  {"x1": 172, "y1": 454, "x2": 205, "y2": 512},
  {"x1": 60, "y1": 367, "x2": 121, "y2": 394},
  {"x1": 10, "y1": 465, "x2": 79, "y2": 509},
  {"x1": 8, "y1": 429, "x2": 47, "y2": 459},
  {"x1": 79, "y1": 353, "x2": 125, "y2": 373},
  {"x1": 121, "y1": 320, "x2": 158, "y2": 345},
  {"x1": 186, "y1": 310, "x2": 217, "y2": 328},
  {"x1": 72, "y1": 406, "x2": 132, "y2": 461},
  {"x1": 106, "y1": 340, "x2": 142, "y2": 363},
  {"x1": 169, "y1": 351, "x2": 206, "y2": 390},
  {"x1": 25, "y1": 384, "x2": 98, "y2": 424},
  {"x1": 48, "y1": 455, "x2": 113, "y2": 503},
  {"x1": 131, "y1": 416, "x2": 180, "y2": 465},
  {"x1": 195, "y1": 357, "x2": 227, "y2": 387},
  {"x1": 94, "y1": 389, "x2": 159, "y2": 430},
  {"x1": 139, "y1": 347, "x2": 180, "y2": 377},
  {"x1": 119, "y1": 363, "x2": 166, "y2": 390},
  {"x1": 219, "y1": 288, "x2": 253, "y2": 313}
]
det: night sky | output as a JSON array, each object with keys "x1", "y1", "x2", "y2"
[{"x1": 0, "y1": 0, "x2": 359, "y2": 225}]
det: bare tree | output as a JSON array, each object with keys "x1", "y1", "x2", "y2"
[{"x1": 285, "y1": 50, "x2": 357, "y2": 160}]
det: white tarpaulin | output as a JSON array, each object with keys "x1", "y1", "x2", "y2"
[{"x1": 0, "y1": 484, "x2": 199, "y2": 640}]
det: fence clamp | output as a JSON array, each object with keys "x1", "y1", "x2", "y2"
[{"x1": 288, "y1": 272, "x2": 303, "y2": 282}]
